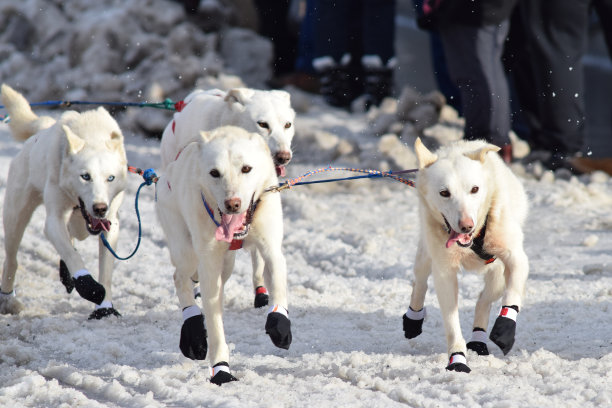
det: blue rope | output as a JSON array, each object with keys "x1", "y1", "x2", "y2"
[
  {"x1": 100, "y1": 182, "x2": 147, "y2": 261},
  {"x1": 0, "y1": 98, "x2": 177, "y2": 116}
]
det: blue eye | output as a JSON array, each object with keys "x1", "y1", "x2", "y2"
[
  {"x1": 107, "y1": 175, "x2": 115, "y2": 182},
  {"x1": 81, "y1": 173, "x2": 91, "y2": 181}
]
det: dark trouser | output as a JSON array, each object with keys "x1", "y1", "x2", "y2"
[
  {"x1": 439, "y1": 22, "x2": 511, "y2": 147},
  {"x1": 521, "y1": 0, "x2": 590, "y2": 154},
  {"x1": 312, "y1": 0, "x2": 396, "y2": 65}
]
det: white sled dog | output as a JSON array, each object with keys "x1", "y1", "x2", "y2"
[
  {"x1": 403, "y1": 138, "x2": 529, "y2": 373},
  {"x1": 160, "y1": 87, "x2": 295, "y2": 308},
  {"x1": 0, "y1": 84, "x2": 127, "y2": 319},
  {"x1": 156, "y1": 126, "x2": 291, "y2": 385}
]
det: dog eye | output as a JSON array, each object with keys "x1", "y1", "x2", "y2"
[
  {"x1": 439, "y1": 190, "x2": 450, "y2": 198},
  {"x1": 242, "y1": 165, "x2": 252, "y2": 174},
  {"x1": 284, "y1": 122, "x2": 292, "y2": 129},
  {"x1": 81, "y1": 173, "x2": 91, "y2": 181},
  {"x1": 471, "y1": 186, "x2": 479, "y2": 194},
  {"x1": 257, "y1": 121, "x2": 269, "y2": 129},
  {"x1": 209, "y1": 169, "x2": 220, "y2": 178},
  {"x1": 107, "y1": 175, "x2": 115, "y2": 182}
]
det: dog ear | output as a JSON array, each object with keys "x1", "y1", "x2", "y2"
[
  {"x1": 464, "y1": 144, "x2": 501, "y2": 163},
  {"x1": 62, "y1": 125, "x2": 85, "y2": 155},
  {"x1": 415, "y1": 137, "x2": 438, "y2": 168},
  {"x1": 199, "y1": 130, "x2": 214, "y2": 143},
  {"x1": 225, "y1": 88, "x2": 255, "y2": 106},
  {"x1": 106, "y1": 130, "x2": 123, "y2": 151}
]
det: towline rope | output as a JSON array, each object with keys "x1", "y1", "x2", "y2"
[
  {"x1": 0, "y1": 98, "x2": 178, "y2": 112},
  {"x1": 266, "y1": 166, "x2": 417, "y2": 193}
]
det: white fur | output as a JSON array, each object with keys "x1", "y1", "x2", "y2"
[
  {"x1": 160, "y1": 88, "x2": 295, "y2": 169},
  {"x1": 155, "y1": 126, "x2": 288, "y2": 367},
  {"x1": 0, "y1": 84, "x2": 127, "y2": 314},
  {"x1": 408, "y1": 138, "x2": 529, "y2": 361},
  {"x1": 160, "y1": 87, "x2": 295, "y2": 298}
]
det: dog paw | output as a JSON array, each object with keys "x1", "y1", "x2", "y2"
[
  {"x1": 265, "y1": 305, "x2": 292, "y2": 350},
  {"x1": 88, "y1": 307, "x2": 121, "y2": 320},
  {"x1": 0, "y1": 290, "x2": 24, "y2": 314},
  {"x1": 254, "y1": 286, "x2": 269, "y2": 308},
  {"x1": 59, "y1": 260, "x2": 75, "y2": 293},
  {"x1": 180, "y1": 313, "x2": 208, "y2": 360},
  {"x1": 73, "y1": 274, "x2": 106, "y2": 305},
  {"x1": 210, "y1": 362, "x2": 238, "y2": 386},
  {"x1": 403, "y1": 307, "x2": 425, "y2": 339},
  {"x1": 466, "y1": 341, "x2": 489, "y2": 356},
  {"x1": 445, "y1": 352, "x2": 471, "y2": 373},
  {"x1": 489, "y1": 306, "x2": 518, "y2": 355}
]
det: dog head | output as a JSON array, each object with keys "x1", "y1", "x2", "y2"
[
  {"x1": 225, "y1": 88, "x2": 296, "y2": 176},
  {"x1": 414, "y1": 138, "x2": 499, "y2": 248},
  {"x1": 196, "y1": 126, "x2": 276, "y2": 242},
  {"x1": 59, "y1": 108, "x2": 127, "y2": 234}
]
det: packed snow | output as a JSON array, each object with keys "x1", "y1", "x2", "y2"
[{"x1": 1, "y1": 0, "x2": 612, "y2": 407}]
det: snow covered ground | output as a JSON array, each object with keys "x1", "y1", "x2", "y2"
[
  {"x1": 0, "y1": 102, "x2": 611, "y2": 407},
  {"x1": 1, "y1": 0, "x2": 612, "y2": 406}
]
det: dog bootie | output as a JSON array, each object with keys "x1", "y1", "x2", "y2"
[
  {"x1": 73, "y1": 270, "x2": 106, "y2": 305},
  {"x1": 88, "y1": 300, "x2": 121, "y2": 320},
  {"x1": 466, "y1": 328, "x2": 489, "y2": 356},
  {"x1": 210, "y1": 362, "x2": 238, "y2": 386},
  {"x1": 179, "y1": 306, "x2": 208, "y2": 360},
  {"x1": 446, "y1": 352, "x2": 471, "y2": 373},
  {"x1": 59, "y1": 260, "x2": 75, "y2": 293},
  {"x1": 254, "y1": 286, "x2": 269, "y2": 308},
  {"x1": 265, "y1": 304, "x2": 292, "y2": 350},
  {"x1": 403, "y1": 306, "x2": 426, "y2": 339},
  {"x1": 489, "y1": 306, "x2": 518, "y2": 355}
]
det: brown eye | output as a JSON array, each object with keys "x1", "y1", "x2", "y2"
[
  {"x1": 209, "y1": 169, "x2": 220, "y2": 178},
  {"x1": 242, "y1": 165, "x2": 252, "y2": 174},
  {"x1": 471, "y1": 186, "x2": 479, "y2": 194},
  {"x1": 284, "y1": 122, "x2": 292, "y2": 129},
  {"x1": 440, "y1": 190, "x2": 450, "y2": 198},
  {"x1": 257, "y1": 121, "x2": 269, "y2": 129}
]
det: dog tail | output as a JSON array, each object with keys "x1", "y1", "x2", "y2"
[{"x1": 1, "y1": 84, "x2": 55, "y2": 141}]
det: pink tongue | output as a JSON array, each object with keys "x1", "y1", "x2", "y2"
[
  {"x1": 445, "y1": 230, "x2": 471, "y2": 248},
  {"x1": 276, "y1": 165, "x2": 286, "y2": 177},
  {"x1": 215, "y1": 212, "x2": 247, "y2": 242},
  {"x1": 92, "y1": 218, "x2": 111, "y2": 232}
]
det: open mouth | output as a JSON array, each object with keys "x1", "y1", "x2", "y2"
[
  {"x1": 214, "y1": 196, "x2": 257, "y2": 243},
  {"x1": 443, "y1": 216, "x2": 473, "y2": 248},
  {"x1": 275, "y1": 164, "x2": 286, "y2": 177},
  {"x1": 78, "y1": 198, "x2": 111, "y2": 235}
]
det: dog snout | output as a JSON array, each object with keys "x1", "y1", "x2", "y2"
[
  {"x1": 275, "y1": 151, "x2": 291, "y2": 165},
  {"x1": 93, "y1": 203, "x2": 108, "y2": 218},
  {"x1": 458, "y1": 217, "x2": 474, "y2": 233},
  {"x1": 224, "y1": 197, "x2": 241, "y2": 213}
]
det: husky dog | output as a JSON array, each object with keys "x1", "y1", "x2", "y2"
[
  {"x1": 160, "y1": 87, "x2": 296, "y2": 308},
  {"x1": 403, "y1": 138, "x2": 529, "y2": 373},
  {"x1": 156, "y1": 126, "x2": 291, "y2": 385},
  {"x1": 0, "y1": 84, "x2": 127, "y2": 319}
]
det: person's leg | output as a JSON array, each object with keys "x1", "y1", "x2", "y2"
[
  {"x1": 592, "y1": 0, "x2": 612, "y2": 58},
  {"x1": 254, "y1": 0, "x2": 296, "y2": 77},
  {"x1": 522, "y1": 0, "x2": 590, "y2": 157}
]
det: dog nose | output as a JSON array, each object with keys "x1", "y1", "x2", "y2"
[
  {"x1": 224, "y1": 197, "x2": 241, "y2": 213},
  {"x1": 93, "y1": 203, "x2": 108, "y2": 218},
  {"x1": 459, "y1": 217, "x2": 474, "y2": 233},
  {"x1": 275, "y1": 151, "x2": 291, "y2": 165}
]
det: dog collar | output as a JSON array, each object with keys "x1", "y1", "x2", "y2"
[
  {"x1": 442, "y1": 214, "x2": 496, "y2": 264},
  {"x1": 200, "y1": 193, "x2": 259, "y2": 251}
]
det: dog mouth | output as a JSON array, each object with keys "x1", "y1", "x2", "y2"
[
  {"x1": 275, "y1": 165, "x2": 286, "y2": 177},
  {"x1": 443, "y1": 216, "x2": 473, "y2": 248},
  {"x1": 78, "y1": 198, "x2": 111, "y2": 235},
  {"x1": 214, "y1": 196, "x2": 257, "y2": 243}
]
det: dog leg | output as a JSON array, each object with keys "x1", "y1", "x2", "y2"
[
  {"x1": 432, "y1": 266, "x2": 470, "y2": 373},
  {"x1": 250, "y1": 248, "x2": 269, "y2": 308},
  {"x1": 90, "y1": 218, "x2": 121, "y2": 320},
  {"x1": 468, "y1": 263, "x2": 505, "y2": 356},
  {"x1": 261, "y1": 246, "x2": 291, "y2": 350},
  {"x1": 44, "y1": 194, "x2": 105, "y2": 305},
  {"x1": 198, "y1": 253, "x2": 234, "y2": 383},
  {"x1": 490, "y1": 246, "x2": 529, "y2": 355},
  {"x1": 1, "y1": 182, "x2": 40, "y2": 308},
  {"x1": 404, "y1": 241, "x2": 431, "y2": 338}
]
